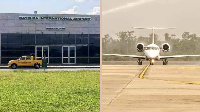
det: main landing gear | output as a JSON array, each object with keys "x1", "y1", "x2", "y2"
[
  {"x1": 137, "y1": 59, "x2": 143, "y2": 65},
  {"x1": 163, "y1": 59, "x2": 168, "y2": 65}
]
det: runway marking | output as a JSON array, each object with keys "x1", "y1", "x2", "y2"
[
  {"x1": 174, "y1": 81, "x2": 200, "y2": 85},
  {"x1": 139, "y1": 65, "x2": 150, "y2": 79}
]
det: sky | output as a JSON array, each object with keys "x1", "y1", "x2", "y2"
[
  {"x1": 102, "y1": 0, "x2": 200, "y2": 40},
  {"x1": 0, "y1": 0, "x2": 100, "y2": 15}
]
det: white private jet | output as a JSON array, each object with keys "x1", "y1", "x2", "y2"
[{"x1": 104, "y1": 27, "x2": 200, "y2": 65}]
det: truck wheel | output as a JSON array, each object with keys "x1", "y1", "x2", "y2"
[
  {"x1": 11, "y1": 64, "x2": 17, "y2": 69},
  {"x1": 34, "y1": 63, "x2": 40, "y2": 69}
]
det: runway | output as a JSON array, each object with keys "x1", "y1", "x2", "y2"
[{"x1": 102, "y1": 64, "x2": 200, "y2": 112}]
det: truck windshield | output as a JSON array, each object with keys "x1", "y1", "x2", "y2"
[{"x1": 19, "y1": 57, "x2": 25, "y2": 60}]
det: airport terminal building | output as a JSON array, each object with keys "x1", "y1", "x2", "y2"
[{"x1": 0, "y1": 13, "x2": 100, "y2": 65}]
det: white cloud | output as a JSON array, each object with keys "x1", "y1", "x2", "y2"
[
  {"x1": 103, "y1": 0, "x2": 156, "y2": 15},
  {"x1": 73, "y1": 0, "x2": 96, "y2": 2},
  {"x1": 60, "y1": 6, "x2": 78, "y2": 14},
  {"x1": 74, "y1": 0, "x2": 85, "y2": 2},
  {"x1": 87, "y1": 7, "x2": 100, "y2": 15}
]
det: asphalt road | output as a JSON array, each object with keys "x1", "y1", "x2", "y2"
[{"x1": 102, "y1": 64, "x2": 200, "y2": 112}]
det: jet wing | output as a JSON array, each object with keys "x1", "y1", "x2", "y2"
[
  {"x1": 103, "y1": 54, "x2": 146, "y2": 59},
  {"x1": 160, "y1": 55, "x2": 200, "y2": 59}
]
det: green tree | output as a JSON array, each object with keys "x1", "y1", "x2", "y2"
[
  {"x1": 182, "y1": 32, "x2": 190, "y2": 39},
  {"x1": 164, "y1": 33, "x2": 171, "y2": 42}
]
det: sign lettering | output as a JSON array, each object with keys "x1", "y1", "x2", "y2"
[
  {"x1": 19, "y1": 16, "x2": 91, "y2": 21},
  {"x1": 46, "y1": 27, "x2": 65, "y2": 30}
]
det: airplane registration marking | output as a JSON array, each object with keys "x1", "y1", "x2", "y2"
[{"x1": 140, "y1": 65, "x2": 150, "y2": 79}]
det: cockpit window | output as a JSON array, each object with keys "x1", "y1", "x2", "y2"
[{"x1": 144, "y1": 47, "x2": 159, "y2": 50}]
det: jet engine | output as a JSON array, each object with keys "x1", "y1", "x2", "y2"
[
  {"x1": 137, "y1": 43, "x2": 144, "y2": 52},
  {"x1": 162, "y1": 43, "x2": 170, "y2": 52}
]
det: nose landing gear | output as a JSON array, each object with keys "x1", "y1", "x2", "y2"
[
  {"x1": 163, "y1": 59, "x2": 168, "y2": 65},
  {"x1": 150, "y1": 59, "x2": 154, "y2": 65}
]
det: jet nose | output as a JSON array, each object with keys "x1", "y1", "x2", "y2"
[
  {"x1": 144, "y1": 50, "x2": 158, "y2": 59},
  {"x1": 147, "y1": 54, "x2": 156, "y2": 58}
]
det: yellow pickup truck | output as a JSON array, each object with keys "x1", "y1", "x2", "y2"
[{"x1": 8, "y1": 56, "x2": 42, "y2": 69}]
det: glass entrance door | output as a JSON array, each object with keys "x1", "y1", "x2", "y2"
[
  {"x1": 35, "y1": 46, "x2": 49, "y2": 64},
  {"x1": 62, "y1": 46, "x2": 76, "y2": 64}
]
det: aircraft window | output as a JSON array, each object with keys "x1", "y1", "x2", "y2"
[
  {"x1": 145, "y1": 47, "x2": 158, "y2": 50},
  {"x1": 145, "y1": 47, "x2": 151, "y2": 50},
  {"x1": 152, "y1": 47, "x2": 158, "y2": 50}
]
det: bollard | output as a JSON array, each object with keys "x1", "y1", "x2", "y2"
[{"x1": 42, "y1": 58, "x2": 47, "y2": 72}]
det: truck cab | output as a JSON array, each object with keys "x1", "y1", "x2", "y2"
[{"x1": 8, "y1": 56, "x2": 42, "y2": 69}]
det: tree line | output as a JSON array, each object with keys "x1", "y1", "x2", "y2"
[{"x1": 103, "y1": 31, "x2": 200, "y2": 61}]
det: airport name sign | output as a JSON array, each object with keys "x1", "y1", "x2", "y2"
[
  {"x1": 19, "y1": 16, "x2": 91, "y2": 21},
  {"x1": 46, "y1": 27, "x2": 65, "y2": 30}
]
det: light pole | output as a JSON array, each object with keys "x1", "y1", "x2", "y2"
[
  {"x1": 127, "y1": 41, "x2": 128, "y2": 54},
  {"x1": 34, "y1": 11, "x2": 37, "y2": 60}
]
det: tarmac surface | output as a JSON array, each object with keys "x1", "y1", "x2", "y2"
[{"x1": 102, "y1": 62, "x2": 200, "y2": 112}]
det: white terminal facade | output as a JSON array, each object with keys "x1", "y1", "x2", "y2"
[{"x1": 0, "y1": 13, "x2": 100, "y2": 65}]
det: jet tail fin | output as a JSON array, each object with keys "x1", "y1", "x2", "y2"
[{"x1": 133, "y1": 27, "x2": 175, "y2": 44}]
